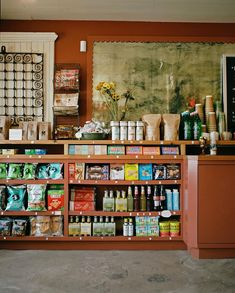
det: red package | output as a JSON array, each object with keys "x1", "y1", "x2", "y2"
[
  {"x1": 69, "y1": 201, "x2": 95, "y2": 211},
  {"x1": 48, "y1": 190, "x2": 64, "y2": 211}
]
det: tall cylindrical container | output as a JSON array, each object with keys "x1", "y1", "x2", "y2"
[
  {"x1": 110, "y1": 121, "x2": 120, "y2": 140},
  {"x1": 120, "y1": 121, "x2": 128, "y2": 140}
]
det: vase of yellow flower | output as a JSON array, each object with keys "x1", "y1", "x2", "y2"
[{"x1": 96, "y1": 81, "x2": 135, "y2": 121}]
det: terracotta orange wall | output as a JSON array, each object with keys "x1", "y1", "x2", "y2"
[{"x1": 2, "y1": 20, "x2": 235, "y2": 124}]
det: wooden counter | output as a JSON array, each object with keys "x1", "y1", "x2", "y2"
[{"x1": 185, "y1": 155, "x2": 235, "y2": 258}]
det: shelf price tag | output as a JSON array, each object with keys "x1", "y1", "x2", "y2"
[
  {"x1": 149, "y1": 237, "x2": 152, "y2": 241},
  {"x1": 128, "y1": 237, "x2": 132, "y2": 240},
  {"x1": 31, "y1": 141, "x2": 35, "y2": 144},
  {"x1": 54, "y1": 211, "x2": 62, "y2": 215},
  {"x1": 161, "y1": 210, "x2": 172, "y2": 218},
  {"x1": 1, "y1": 212, "x2": 3, "y2": 215}
]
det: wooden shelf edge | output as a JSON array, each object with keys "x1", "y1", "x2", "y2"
[
  {"x1": 0, "y1": 211, "x2": 64, "y2": 216},
  {"x1": 68, "y1": 179, "x2": 182, "y2": 185},
  {"x1": 68, "y1": 211, "x2": 182, "y2": 217}
]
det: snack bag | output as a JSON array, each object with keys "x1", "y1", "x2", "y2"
[
  {"x1": 12, "y1": 218, "x2": 28, "y2": 236},
  {"x1": 0, "y1": 217, "x2": 12, "y2": 236},
  {"x1": 48, "y1": 163, "x2": 63, "y2": 179},
  {"x1": 23, "y1": 163, "x2": 37, "y2": 180},
  {"x1": 0, "y1": 163, "x2": 7, "y2": 179},
  {"x1": 27, "y1": 184, "x2": 47, "y2": 211},
  {"x1": 7, "y1": 163, "x2": 23, "y2": 180},
  {"x1": 29, "y1": 216, "x2": 36, "y2": 236},
  {"x1": 6, "y1": 185, "x2": 26, "y2": 211},
  {"x1": 35, "y1": 216, "x2": 51, "y2": 236},
  {"x1": 50, "y1": 216, "x2": 63, "y2": 236},
  {"x1": 0, "y1": 185, "x2": 6, "y2": 210},
  {"x1": 36, "y1": 164, "x2": 49, "y2": 179},
  {"x1": 48, "y1": 189, "x2": 64, "y2": 211}
]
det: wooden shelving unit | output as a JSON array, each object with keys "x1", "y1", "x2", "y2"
[{"x1": 0, "y1": 139, "x2": 234, "y2": 251}]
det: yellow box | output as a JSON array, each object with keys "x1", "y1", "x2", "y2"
[{"x1": 124, "y1": 163, "x2": 139, "y2": 180}]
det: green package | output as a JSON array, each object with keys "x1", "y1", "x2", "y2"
[
  {"x1": 6, "y1": 185, "x2": 26, "y2": 211},
  {"x1": 0, "y1": 185, "x2": 6, "y2": 210},
  {"x1": 0, "y1": 163, "x2": 7, "y2": 179},
  {"x1": 49, "y1": 163, "x2": 63, "y2": 179},
  {"x1": 23, "y1": 163, "x2": 37, "y2": 180},
  {"x1": 7, "y1": 163, "x2": 23, "y2": 180},
  {"x1": 26, "y1": 184, "x2": 47, "y2": 211},
  {"x1": 36, "y1": 164, "x2": 49, "y2": 179}
]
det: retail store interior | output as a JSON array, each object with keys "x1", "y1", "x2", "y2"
[{"x1": 1, "y1": 0, "x2": 235, "y2": 292}]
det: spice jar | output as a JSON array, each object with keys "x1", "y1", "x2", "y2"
[
  {"x1": 136, "y1": 121, "x2": 144, "y2": 140},
  {"x1": 120, "y1": 121, "x2": 128, "y2": 140},
  {"x1": 128, "y1": 121, "x2": 136, "y2": 140},
  {"x1": 110, "y1": 121, "x2": 120, "y2": 140}
]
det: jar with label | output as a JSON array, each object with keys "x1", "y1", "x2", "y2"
[
  {"x1": 136, "y1": 121, "x2": 144, "y2": 140},
  {"x1": 120, "y1": 121, "x2": 128, "y2": 140},
  {"x1": 128, "y1": 121, "x2": 136, "y2": 140},
  {"x1": 110, "y1": 121, "x2": 120, "y2": 140}
]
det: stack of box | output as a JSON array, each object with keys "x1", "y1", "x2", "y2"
[
  {"x1": 69, "y1": 187, "x2": 95, "y2": 211},
  {"x1": 135, "y1": 216, "x2": 159, "y2": 236}
]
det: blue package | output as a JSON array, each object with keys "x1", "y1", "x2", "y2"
[
  {"x1": 172, "y1": 189, "x2": 180, "y2": 211},
  {"x1": 165, "y1": 189, "x2": 173, "y2": 210},
  {"x1": 35, "y1": 149, "x2": 47, "y2": 155},
  {"x1": 138, "y1": 164, "x2": 153, "y2": 180}
]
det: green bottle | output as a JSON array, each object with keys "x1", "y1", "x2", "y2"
[
  {"x1": 140, "y1": 186, "x2": 146, "y2": 212},
  {"x1": 127, "y1": 186, "x2": 134, "y2": 212}
]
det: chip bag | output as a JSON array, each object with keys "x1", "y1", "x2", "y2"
[
  {"x1": 6, "y1": 185, "x2": 26, "y2": 211},
  {"x1": 27, "y1": 184, "x2": 47, "y2": 211}
]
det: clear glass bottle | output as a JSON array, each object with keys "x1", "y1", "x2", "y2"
[
  {"x1": 136, "y1": 121, "x2": 144, "y2": 141},
  {"x1": 123, "y1": 218, "x2": 129, "y2": 236},
  {"x1": 128, "y1": 218, "x2": 134, "y2": 236},
  {"x1": 146, "y1": 185, "x2": 152, "y2": 211},
  {"x1": 134, "y1": 186, "x2": 140, "y2": 212},
  {"x1": 140, "y1": 186, "x2": 146, "y2": 212},
  {"x1": 127, "y1": 186, "x2": 134, "y2": 212}
]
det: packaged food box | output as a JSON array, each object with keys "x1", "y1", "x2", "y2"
[
  {"x1": 110, "y1": 163, "x2": 125, "y2": 180},
  {"x1": 143, "y1": 146, "x2": 160, "y2": 155},
  {"x1": 71, "y1": 187, "x2": 95, "y2": 201},
  {"x1": 69, "y1": 201, "x2": 95, "y2": 211},
  {"x1": 135, "y1": 225, "x2": 148, "y2": 236},
  {"x1": 2, "y1": 149, "x2": 18, "y2": 155},
  {"x1": 94, "y1": 145, "x2": 107, "y2": 155},
  {"x1": 35, "y1": 149, "x2": 47, "y2": 155},
  {"x1": 159, "y1": 221, "x2": 170, "y2": 237},
  {"x1": 124, "y1": 163, "x2": 138, "y2": 180},
  {"x1": 68, "y1": 163, "x2": 85, "y2": 180},
  {"x1": 126, "y1": 146, "x2": 143, "y2": 155},
  {"x1": 152, "y1": 164, "x2": 167, "y2": 180},
  {"x1": 166, "y1": 164, "x2": 181, "y2": 179},
  {"x1": 107, "y1": 145, "x2": 125, "y2": 155},
  {"x1": 146, "y1": 216, "x2": 159, "y2": 225},
  {"x1": 138, "y1": 163, "x2": 153, "y2": 180},
  {"x1": 48, "y1": 190, "x2": 64, "y2": 211},
  {"x1": 85, "y1": 164, "x2": 109, "y2": 180},
  {"x1": 135, "y1": 216, "x2": 148, "y2": 225},
  {"x1": 147, "y1": 225, "x2": 159, "y2": 236},
  {"x1": 68, "y1": 145, "x2": 75, "y2": 155},
  {"x1": 75, "y1": 145, "x2": 94, "y2": 155},
  {"x1": 25, "y1": 149, "x2": 36, "y2": 155},
  {"x1": 161, "y1": 146, "x2": 180, "y2": 155}
]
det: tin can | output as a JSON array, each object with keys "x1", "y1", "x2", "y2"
[
  {"x1": 110, "y1": 121, "x2": 120, "y2": 140},
  {"x1": 170, "y1": 220, "x2": 180, "y2": 237},
  {"x1": 159, "y1": 221, "x2": 170, "y2": 237},
  {"x1": 136, "y1": 121, "x2": 144, "y2": 141},
  {"x1": 128, "y1": 121, "x2": 136, "y2": 140},
  {"x1": 120, "y1": 121, "x2": 128, "y2": 140}
]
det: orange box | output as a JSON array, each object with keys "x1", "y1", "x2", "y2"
[
  {"x1": 72, "y1": 188, "x2": 95, "y2": 201},
  {"x1": 69, "y1": 201, "x2": 95, "y2": 211},
  {"x1": 126, "y1": 146, "x2": 143, "y2": 155},
  {"x1": 143, "y1": 146, "x2": 160, "y2": 155}
]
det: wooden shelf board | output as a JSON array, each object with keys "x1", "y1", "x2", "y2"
[
  {"x1": 0, "y1": 179, "x2": 65, "y2": 185},
  {"x1": 69, "y1": 211, "x2": 182, "y2": 217},
  {"x1": 68, "y1": 179, "x2": 182, "y2": 185},
  {"x1": 0, "y1": 211, "x2": 64, "y2": 216}
]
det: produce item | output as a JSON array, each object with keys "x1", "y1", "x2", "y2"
[
  {"x1": 142, "y1": 114, "x2": 161, "y2": 140},
  {"x1": 11, "y1": 218, "x2": 28, "y2": 236},
  {"x1": 50, "y1": 216, "x2": 63, "y2": 236},
  {"x1": 0, "y1": 217, "x2": 12, "y2": 236},
  {"x1": 0, "y1": 185, "x2": 6, "y2": 210},
  {"x1": 6, "y1": 185, "x2": 26, "y2": 211},
  {"x1": 27, "y1": 184, "x2": 47, "y2": 211},
  {"x1": 48, "y1": 163, "x2": 63, "y2": 179},
  {"x1": 23, "y1": 163, "x2": 37, "y2": 180},
  {"x1": 162, "y1": 114, "x2": 180, "y2": 141},
  {"x1": 7, "y1": 163, "x2": 23, "y2": 179},
  {"x1": 0, "y1": 163, "x2": 7, "y2": 179}
]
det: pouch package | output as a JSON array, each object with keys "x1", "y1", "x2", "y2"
[
  {"x1": 6, "y1": 185, "x2": 26, "y2": 211},
  {"x1": 23, "y1": 163, "x2": 37, "y2": 180},
  {"x1": 49, "y1": 163, "x2": 63, "y2": 179},
  {"x1": 0, "y1": 185, "x2": 6, "y2": 210},
  {"x1": 0, "y1": 217, "x2": 12, "y2": 236},
  {"x1": 27, "y1": 184, "x2": 47, "y2": 211},
  {"x1": 36, "y1": 164, "x2": 49, "y2": 179},
  {"x1": 0, "y1": 163, "x2": 7, "y2": 179},
  {"x1": 7, "y1": 163, "x2": 23, "y2": 180},
  {"x1": 35, "y1": 216, "x2": 51, "y2": 236},
  {"x1": 12, "y1": 218, "x2": 28, "y2": 236},
  {"x1": 50, "y1": 216, "x2": 63, "y2": 236}
]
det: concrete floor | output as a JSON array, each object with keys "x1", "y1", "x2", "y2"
[{"x1": 0, "y1": 250, "x2": 234, "y2": 293}]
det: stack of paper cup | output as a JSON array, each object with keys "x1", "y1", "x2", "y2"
[
  {"x1": 205, "y1": 95, "x2": 214, "y2": 125},
  {"x1": 207, "y1": 112, "x2": 217, "y2": 132},
  {"x1": 195, "y1": 103, "x2": 204, "y2": 124}
]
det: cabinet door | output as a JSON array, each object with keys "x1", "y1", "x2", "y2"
[{"x1": 198, "y1": 161, "x2": 235, "y2": 244}]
